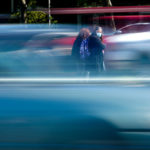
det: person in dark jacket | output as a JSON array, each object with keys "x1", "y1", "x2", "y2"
[
  {"x1": 71, "y1": 28, "x2": 90, "y2": 76},
  {"x1": 88, "y1": 26, "x2": 106, "y2": 76}
]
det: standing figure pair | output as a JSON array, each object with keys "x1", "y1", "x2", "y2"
[{"x1": 72, "y1": 26, "x2": 105, "y2": 77}]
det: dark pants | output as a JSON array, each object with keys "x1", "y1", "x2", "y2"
[
  {"x1": 87, "y1": 54, "x2": 104, "y2": 76},
  {"x1": 77, "y1": 60, "x2": 89, "y2": 76}
]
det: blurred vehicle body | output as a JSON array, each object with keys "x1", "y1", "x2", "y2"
[
  {"x1": 104, "y1": 23, "x2": 150, "y2": 74},
  {"x1": 24, "y1": 32, "x2": 77, "y2": 55},
  {"x1": 0, "y1": 24, "x2": 78, "y2": 77},
  {"x1": 93, "y1": 15, "x2": 150, "y2": 30},
  {"x1": 0, "y1": 83, "x2": 150, "y2": 150}
]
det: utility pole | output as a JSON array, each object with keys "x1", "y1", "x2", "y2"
[
  {"x1": 106, "y1": 0, "x2": 112, "y2": 6},
  {"x1": 48, "y1": 0, "x2": 51, "y2": 25},
  {"x1": 105, "y1": 0, "x2": 116, "y2": 31},
  {"x1": 11, "y1": 0, "x2": 14, "y2": 13},
  {"x1": 21, "y1": 0, "x2": 27, "y2": 23}
]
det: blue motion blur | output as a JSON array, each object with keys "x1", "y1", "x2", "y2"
[
  {"x1": 0, "y1": 23, "x2": 150, "y2": 77},
  {"x1": 0, "y1": 23, "x2": 150, "y2": 150}
]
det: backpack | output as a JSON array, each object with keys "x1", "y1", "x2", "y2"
[{"x1": 79, "y1": 38, "x2": 90, "y2": 60}]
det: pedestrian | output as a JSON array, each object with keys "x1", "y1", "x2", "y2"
[
  {"x1": 71, "y1": 28, "x2": 91, "y2": 76},
  {"x1": 88, "y1": 26, "x2": 106, "y2": 76}
]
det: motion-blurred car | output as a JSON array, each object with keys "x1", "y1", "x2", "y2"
[
  {"x1": 1, "y1": 82, "x2": 150, "y2": 150},
  {"x1": 93, "y1": 15, "x2": 150, "y2": 29},
  {"x1": 0, "y1": 24, "x2": 78, "y2": 77},
  {"x1": 104, "y1": 23, "x2": 150, "y2": 73},
  {"x1": 24, "y1": 32, "x2": 77, "y2": 55}
]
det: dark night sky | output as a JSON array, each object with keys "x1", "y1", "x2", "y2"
[
  {"x1": 0, "y1": 0, "x2": 150, "y2": 13},
  {"x1": 37, "y1": 0, "x2": 150, "y2": 8},
  {"x1": 111, "y1": 0, "x2": 150, "y2": 6}
]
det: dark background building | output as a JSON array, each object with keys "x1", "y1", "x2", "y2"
[
  {"x1": 1, "y1": 0, "x2": 150, "y2": 14},
  {"x1": 0, "y1": 0, "x2": 150, "y2": 23}
]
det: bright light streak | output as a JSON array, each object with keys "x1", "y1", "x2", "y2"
[
  {"x1": 107, "y1": 32, "x2": 150, "y2": 43},
  {"x1": 0, "y1": 77, "x2": 150, "y2": 83}
]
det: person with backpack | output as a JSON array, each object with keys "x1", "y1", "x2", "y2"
[
  {"x1": 88, "y1": 26, "x2": 106, "y2": 76},
  {"x1": 71, "y1": 28, "x2": 91, "y2": 76}
]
